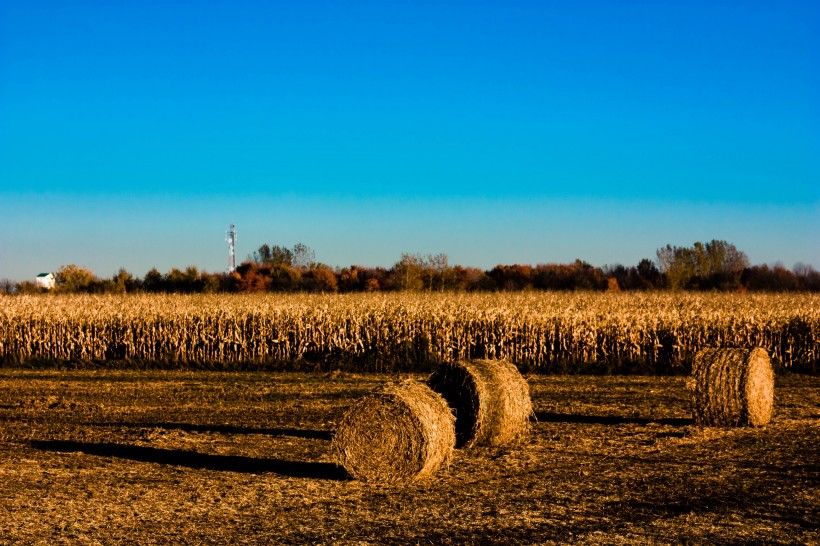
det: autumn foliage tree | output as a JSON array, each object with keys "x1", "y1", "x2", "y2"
[
  {"x1": 302, "y1": 265, "x2": 338, "y2": 293},
  {"x1": 11, "y1": 240, "x2": 815, "y2": 295}
]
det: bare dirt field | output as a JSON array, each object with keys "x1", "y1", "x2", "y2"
[{"x1": 0, "y1": 370, "x2": 816, "y2": 545}]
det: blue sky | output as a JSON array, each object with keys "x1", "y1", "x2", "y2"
[{"x1": 1, "y1": 1, "x2": 817, "y2": 281}]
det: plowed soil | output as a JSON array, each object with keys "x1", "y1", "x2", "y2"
[{"x1": 0, "y1": 371, "x2": 816, "y2": 544}]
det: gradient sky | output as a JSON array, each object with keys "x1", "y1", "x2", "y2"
[{"x1": 1, "y1": 0, "x2": 818, "y2": 281}]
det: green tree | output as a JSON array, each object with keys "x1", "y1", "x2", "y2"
[
  {"x1": 183, "y1": 266, "x2": 204, "y2": 293},
  {"x1": 112, "y1": 268, "x2": 135, "y2": 294},
  {"x1": 657, "y1": 240, "x2": 748, "y2": 290},
  {"x1": 392, "y1": 253, "x2": 425, "y2": 291},
  {"x1": 55, "y1": 265, "x2": 96, "y2": 293},
  {"x1": 201, "y1": 273, "x2": 221, "y2": 293},
  {"x1": 164, "y1": 268, "x2": 187, "y2": 292},
  {"x1": 422, "y1": 253, "x2": 452, "y2": 291},
  {"x1": 143, "y1": 268, "x2": 164, "y2": 292},
  {"x1": 636, "y1": 259, "x2": 661, "y2": 288},
  {"x1": 252, "y1": 242, "x2": 314, "y2": 269},
  {"x1": 252, "y1": 244, "x2": 273, "y2": 264}
]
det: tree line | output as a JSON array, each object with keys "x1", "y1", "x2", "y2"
[{"x1": 3, "y1": 240, "x2": 818, "y2": 295}]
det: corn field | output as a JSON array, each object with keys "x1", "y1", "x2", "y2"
[{"x1": 1, "y1": 293, "x2": 817, "y2": 373}]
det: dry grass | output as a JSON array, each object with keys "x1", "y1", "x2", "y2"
[
  {"x1": 428, "y1": 359, "x2": 532, "y2": 447},
  {"x1": 332, "y1": 379, "x2": 455, "y2": 483},
  {"x1": 0, "y1": 370, "x2": 816, "y2": 544},
  {"x1": 691, "y1": 347, "x2": 775, "y2": 426}
]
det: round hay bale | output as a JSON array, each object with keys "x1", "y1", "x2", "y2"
[
  {"x1": 691, "y1": 347, "x2": 774, "y2": 427},
  {"x1": 332, "y1": 380, "x2": 455, "y2": 484},
  {"x1": 427, "y1": 359, "x2": 533, "y2": 448}
]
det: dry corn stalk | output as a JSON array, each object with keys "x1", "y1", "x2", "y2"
[{"x1": 0, "y1": 293, "x2": 817, "y2": 372}]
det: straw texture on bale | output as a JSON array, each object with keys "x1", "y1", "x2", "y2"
[
  {"x1": 691, "y1": 347, "x2": 774, "y2": 427},
  {"x1": 427, "y1": 359, "x2": 533, "y2": 448},
  {"x1": 332, "y1": 380, "x2": 455, "y2": 483}
]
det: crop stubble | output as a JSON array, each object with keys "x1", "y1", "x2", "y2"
[{"x1": 0, "y1": 370, "x2": 816, "y2": 544}]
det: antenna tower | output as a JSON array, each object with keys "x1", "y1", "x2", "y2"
[{"x1": 226, "y1": 224, "x2": 237, "y2": 273}]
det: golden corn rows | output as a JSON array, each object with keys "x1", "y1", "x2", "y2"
[{"x1": 0, "y1": 293, "x2": 817, "y2": 372}]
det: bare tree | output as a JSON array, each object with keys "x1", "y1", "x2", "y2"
[{"x1": 291, "y1": 243, "x2": 316, "y2": 270}]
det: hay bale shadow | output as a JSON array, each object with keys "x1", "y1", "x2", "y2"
[
  {"x1": 533, "y1": 411, "x2": 693, "y2": 427},
  {"x1": 30, "y1": 440, "x2": 349, "y2": 480},
  {"x1": 90, "y1": 422, "x2": 333, "y2": 441}
]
